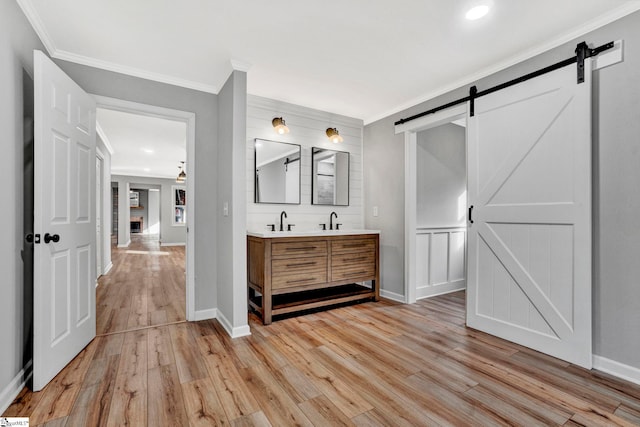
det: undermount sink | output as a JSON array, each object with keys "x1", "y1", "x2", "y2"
[{"x1": 247, "y1": 229, "x2": 380, "y2": 238}]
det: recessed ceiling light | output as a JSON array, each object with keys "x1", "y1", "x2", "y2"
[
  {"x1": 142, "y1": 148, "x2": 154, "y2": 154},
  {"x1": 466, "y1": 4, "x2": 489, "y2": 20},
  {"x1": 143, "y1": 168, "x2": 151, "y2": 172}
]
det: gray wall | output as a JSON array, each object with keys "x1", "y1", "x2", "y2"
[
  {"x1": 216, "y1": 71, "x2": 249, "y2": 332},
  {"x1": 364, "y1": 11, "x2": 640, "y2": 369},
  {"x1": 148, "y1": 189, "x2": 161, "y2": 235},
  {"x1": 416, "y1": 123, "x2": 466, "y2": 227},
  {"x1": 112, "y1": 175, "x2": 186, "y2": 245},
  {"x1": 117, "y1": 181, "x2": 131, "y2": 246},
  {"x1": 53, "y1": 59, "x2": 219, "y2": 313},
  {"x1": 0, "y1": 0, "x2": 46, "y2": 411}
]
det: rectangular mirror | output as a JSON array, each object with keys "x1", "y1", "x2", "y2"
[
  {"x1": 255, "y1": 138, "x2": 301, "y2": 204},
  {"x1": 312, "y1": 147, "x2": 349, "y2": 206}
]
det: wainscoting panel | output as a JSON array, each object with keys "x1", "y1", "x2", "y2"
[{"x1": 416, "y1": 227, "x2": 466, "y2": 299}]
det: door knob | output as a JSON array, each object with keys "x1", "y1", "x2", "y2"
[{"x1": 44, "y1": 233, "x2": 60, "y2": 243}]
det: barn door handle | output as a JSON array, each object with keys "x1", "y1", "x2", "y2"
[
  {"x1": 44, "y1": 233, "x2": 60, "y2": 243},
  {"x1": 468, "y1": 205, "x2": 474, "y2": 224}
]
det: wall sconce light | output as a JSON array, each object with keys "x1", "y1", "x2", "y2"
[
  {"x1": 176, "y1": 161, "x2": 186, "y2": 183},
  {"x1": 272, "y1": 117, "x2": 290, "y2": 135},
  {"x1": 326, "y1": 127, "x2": 343, "y2": 143}
]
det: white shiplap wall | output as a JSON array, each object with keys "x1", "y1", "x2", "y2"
[{"x1": 247, "y1": 95, "x2": 364, "y2": 232}]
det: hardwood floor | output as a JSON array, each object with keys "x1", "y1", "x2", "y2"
[
  {"x1": 5, "y1": 291, "x2": 640, "y2": 426},
  {"x1": 97, "y1": 234, "x2": 186, "y2": 335}
]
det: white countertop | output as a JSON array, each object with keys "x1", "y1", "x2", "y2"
[{"x1": 247, "y1": 229, "x2": 380, "y2": 238}]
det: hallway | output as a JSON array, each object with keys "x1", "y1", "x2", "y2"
[{"x1": 97, "y1": 234, "x2": 186, "y2": 335}]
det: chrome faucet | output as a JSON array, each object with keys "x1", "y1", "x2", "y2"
[
  {"x1": 329, "y1": 211, "x2": 337, "y2": 230},
  {"x1": 279, "y1": 211, "x2": 287, "y2": 232}
]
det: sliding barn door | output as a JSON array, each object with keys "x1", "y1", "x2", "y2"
[{"x1": 466, "y1": 62, "x2": 592, "y2": 368}]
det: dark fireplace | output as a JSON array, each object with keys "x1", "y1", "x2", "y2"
[{"x1": 130, "y1": 216, "x2": 143, "y2": 233}]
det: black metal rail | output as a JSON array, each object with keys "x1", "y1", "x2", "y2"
[{"x1": 395, "y1": 41, "x2": 614, "y2": 126}]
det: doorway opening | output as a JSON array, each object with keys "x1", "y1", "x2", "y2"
[
  {"x1": 400, "y1": 104, "x2": 468, "y2": 304},
  {"x1": 93, "y1": 96, "x2": 196, "y2": 335},
  {"x1": 414, "y1": 118, "x2": 467, "y2": 300}
]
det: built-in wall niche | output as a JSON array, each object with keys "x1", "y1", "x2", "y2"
[
  {"x1": 312, "y1": 147, "x2": 349, "y2": 206},
  {"x1": 254, "y1": 138, "x2": 301, "y2": 204},
  {"x1": 173, "y1": 185, "x2": 186, "y2": 225}
]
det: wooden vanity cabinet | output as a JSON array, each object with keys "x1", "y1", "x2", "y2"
[{"x1": 247, "y1": 233, "x2": 380, "y2": 324}]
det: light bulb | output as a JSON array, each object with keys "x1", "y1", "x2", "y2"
[{"x1": 466, "y1": 5, "x2": 489, "y2": 20}]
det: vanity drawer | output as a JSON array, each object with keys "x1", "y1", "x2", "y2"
[
  {"x1": 331, "y1": 252, "x2": 375, "y2": 268},
  {"x1": 272, "y1": 257, "x2": 327, "y2": 275},
  {"x1": 272, "y1": 269, "x2": 328, "y2": 290},
  {"x1": 272, "y1": 241, "x2": 327, "y2": 258},
  {"x1": 331, "y1": 264, "x2": 376, "y2": 282},
  {"x1": 331, "y1": 239, "x2": 376, "y2": 254}
]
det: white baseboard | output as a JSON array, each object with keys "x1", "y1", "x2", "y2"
[
  {"x1": 160, "y1": 242, "x2": 186, "y2": 247},
  {"x1": 117, "y1": 240, "x2": 130, "y2": 248},
  {"x1": 194, "y1": 308, "x2": 217, "y2": 321},
  {"x1": 0, "y1": 360, "x2": 32, "y2": 415},
  {"x1": 216, "y1": 310, "x2": 251, "y2": 338},
  {"x1": 593, "y1": 355, "x2": 640, "y2": 386},
  {"x1": 103, "y1": 262, "x2": 113, "y2": 275},
  {"x1": 416, "y1": 283, "x2": 466, "y2": 300},
  {"x1": 380, "y1": 289, "x2": 406, "y2": 303}
]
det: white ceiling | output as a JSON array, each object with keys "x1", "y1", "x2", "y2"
[
  {"x1": 19, "y1": 1, "x2": 640, "y2": 123},
  {"x1": 97, "y1": 108, "x2": 186, "y2": 179}
]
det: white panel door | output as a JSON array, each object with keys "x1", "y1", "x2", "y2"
[
  {"x1": 466, "y1": 62, "x2": 592, "y2": 368},
  {"x1": 33, "y1": 50, "x2": 97, "y2": 390}
]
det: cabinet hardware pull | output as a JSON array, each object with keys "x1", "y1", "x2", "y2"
[
  {"x1": 286, "y1": 277, "x2": 315, "y2": 284},
  {"x1": 343, "y1": 271, "x2": 367, "y2": 277},
  {"x1": 286, "y1": 261, "x2": 316, "y2": 268},
  {"x1": 342, "y1": 243, "x2": 366, "y2": 248},
  {"x1": 343, "y1": 256, "x2": 367, "y2": 262},
  {"x1": 285, "y1": 246, "x2": 316, "y2": 251}
]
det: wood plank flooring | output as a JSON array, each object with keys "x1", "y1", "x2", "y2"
[
  {"x1": 97, "y1": 234, "x2": 186, "y2": 335},
  {"x1": 5, "y1": 289, "x2": 640, "y2": 426}
]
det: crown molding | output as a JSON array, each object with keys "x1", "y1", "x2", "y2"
[
  {"x1": 16, "y1": 0, "x2": 56, "y2": 54},
  {"x1": 364, "y1": 2, "x2": 640, "y2": 125},
  {"x1": 18, "y1": 0, "x2": 219, "y2": 93},
  {"x1": 53, "y1": 50, "x2": 218, "y2": 94},
  {"x1": 95, "y1": 121, "x2": 114, "y2": 155}
]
